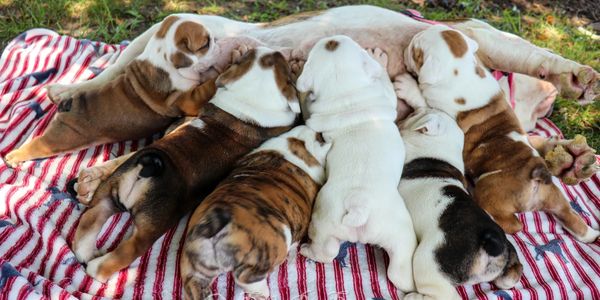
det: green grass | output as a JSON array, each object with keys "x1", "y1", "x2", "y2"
[{"x1": 0, "y1": 0, "x2": 598, "y2": 148}]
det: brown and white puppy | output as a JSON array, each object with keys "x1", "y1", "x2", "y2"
[
  {"x1": 399, "y1": 108, "x2": 522, "y2": 300},
  {"x1": 182, "y1": 125, "x2": 330, "y2": 300},
  {"x1": 72, "y1": 47, "x2": 300, "y2": 282},
  {"x1": 4, "y1": 15, "x2": 266, "y2": 167},
  {"x1": 398, "y1": 25, "x2": 600, "y2": 243}
]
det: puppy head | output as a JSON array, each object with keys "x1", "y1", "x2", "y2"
[
  {"x1": 212, "y1": 47, "x2": 300, "y2": 126},
  {"x1": 400, "y1": 107, "x2": 463, "y2": 149},
  {"x1": 145, "y1": 15, "x2": 215, "y2": 84},
  {"x1": 405, "y1": 25, "x2": 479, "y2": 85},
  {"x1": 297, "y1": 35, "x2": 386, "y2": 101},
  {"x1": 256, "y1": 125, "x2": 331, "y2": 184},
  {"x1": 503, "y1": 73, "x2": 558, "y2": 131}
]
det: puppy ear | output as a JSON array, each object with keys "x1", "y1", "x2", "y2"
[
  {"x1": 419, "y1": 53, "x2": 445, "y2": 85},
  {"x1": 296, "y1": 68, "x2": 313, "y2": 93},
  {"x1": 413, "y1": 114, "x2": 444, "y2": 136}
]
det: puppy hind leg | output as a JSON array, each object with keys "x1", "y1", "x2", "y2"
[
  {"x1": 85, "y1": 213, "x2": 171, "y2": 282},
  {"x1": 541, "y1": 185, "x2": 600, "y2": 243},
  {"x1": 4, "y1": 120, "x2": 95, "y2": 167},
  {"x1": 74, "y1": 152, "x2": 136, "y2": 205},
  {"x1": 73, "y1": 193, "x2": 118, "y2": 263},
  {"x1": 383, "y1": 242, "x2": 416, "y2": 293},
  {"x1": 300, "y1": 234, "x2": 340, "y2": 263}
]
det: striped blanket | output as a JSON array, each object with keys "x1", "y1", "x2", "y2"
[{"x1": 0, "y1": 29, "x2": 599, "y2": 300}]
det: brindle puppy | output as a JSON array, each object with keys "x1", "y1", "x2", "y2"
[
  {"x1": 182, "y1": 125, "x2": 330, "y2": 300},
  {"x1": 72, "y1": 47, "x2": 300, "y2": 283}
]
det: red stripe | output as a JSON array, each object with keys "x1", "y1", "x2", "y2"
[
  {"x1": 277, "y1": 260, "x2": 290, "y2": 300},
  {"x1": 227, "y1": 272, "x2": 235, "y2": 300},
  {"x1": 333, "y1": 258, "x2": 346, "y2": 300},
  {"x1": 365, "y1": 245, "x2": 382, "y2": 298},
  {"x1": 152, "y1": 226, "x2": 178, "y2": 299},
  {"x1": 315, "y1": 261, "x2": 327, "y2": 300},
  {"x1": 173, "y1": 221, "x2": 190, "y2": 299},
  {"x1": 348, "y1": 245, "x2": 365, "y2": 300},
  {"x1": 296, "y1": 251, "x2": 308, "y2": 299},
  {"x1": 382, "y1": 252, "x2": 399, "y2": 300}
]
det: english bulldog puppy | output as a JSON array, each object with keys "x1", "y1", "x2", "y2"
[
  {"x1": 297, "y1": 35, "x2": 417, "y2": 292},
  {"x1": 398, "y1": 108, "x2": 522, "y2": 300},
  {"x1": 72, "y1": 47, "x2": 300, "y2": 282},
  {"x1": 398, "y1": 25, "x2": 600, "y2": 243},
  {"x1": 3, "y1": 15, "x2": 266, "y2": 167},
  {"x1": 182, "y1": 125, "x2": 331, "y2": 300}
]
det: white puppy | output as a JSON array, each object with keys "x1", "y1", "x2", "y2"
[
  {"x1": 398, "y1": 108, "x2": 522, "y2": 300},
  {"x1": 297, "y1": 35, "x2": 417, "y2": 292}
]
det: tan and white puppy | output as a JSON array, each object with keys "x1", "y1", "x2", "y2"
[
  {"x1": 72, "y1": 47, "x2": 300, "y2": 282},
  {"x1": 399, "y1": 108, "x2": 522, "y2": 300},
  {"x1": 182, "y1": 125, "x2": 330, "y2": 300},
  {"x1": 297, "y1": 35, "x2": 417, "y2": 292},
  {"x1": 398, "y1": 25, "x2": 600, "y2": 243}
]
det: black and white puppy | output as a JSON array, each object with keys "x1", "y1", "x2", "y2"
[{"x1": 398, "y1": 108, "x2": 523, "y2": 300}]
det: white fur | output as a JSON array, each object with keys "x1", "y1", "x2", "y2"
[
  {"x1": 397, "y1": 108, "x2": 468, "y2": 300},
  {"x1": 297, "y1": 35, "x2": 416, "y2": 293},
  {"x1": 210, "y1": 46, "x2": 298, "y2": 128},
  {"x1": 253, "y1": 125, "x2": 331, "y2": 184},
  {"x1": 507, "y1": 131, "x2": 539, "y2": 157}
]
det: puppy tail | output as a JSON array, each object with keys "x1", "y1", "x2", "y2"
[
  {"x1": 187, "y1": 207, "x2": 231, "y2": 240},
  {"x1": 479, "y1": 229, "x2": 506, "y2": 257},
  {"x1": 342, "y1": 193, "x2": 369, "y2": 227}
]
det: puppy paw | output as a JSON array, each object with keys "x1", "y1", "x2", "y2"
[
  {"x1": 366, "y1": 47, "x2": 388, "y2": 70},
  {"x1": 231, "y1": 44, "x2": 250, "y2": 64},
  {"x1": 74, "y1": 165, "x2": 114, "y2": 204},
  {"x1": 289, "y1": 59, "x2": 305, "y2": 81},
  {"x1": 86, "y1": 254, "x2": 111, "y2": 283},
  {"x1": 544, "y1": 134, "x2": 599, "y2": 185},
  {"x1": 3, "y1": 149, "x2": 26, "y2": 168},
  {"x1": 393, "y1": 73, "x2": 427, "y2": 108},
  {"x1": 577, "y1": 227, "x2": 600, "y2": 243},
  {"x1": 46, "y1": 83, "x2": 78, "y2": 104}
]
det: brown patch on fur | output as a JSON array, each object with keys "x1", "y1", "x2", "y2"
[
  {"x1": 170, "y1": 52, "x2": 193, "y2": 69},
  {"x1": 266, "y1": 52, "x2": 297, "y2": 101},
  {"x1": 215, "y1": 49, "x2": 256, "y2": 87},
  {"x1": 455, "y1": 98, "x2": 466, "y2": 105},
  {"x1": 441, "y1": 30, "x2": 468, "y2": 58},
  {"x1": 183, "y1": 149, "x2": 319, "y2": 290},
  {"x1": 454, "y1": 69, "x2": 459, "y2": 76},
  {"x1": 287, "y1": 137, "x2": 319, "y2": 166},
  {"x1": 170, "y1": 78, "x2": 217, "y2": 116},
  {"x1": 262, "y1": 10, "x2": 323, "y2": 27},
  {"x1": 174, "y1": 21, "x2": 210, "y2": 55},
  {"x1": 315, "y1": 132, "x2": 325, "y2": 144},
  {"x1": 325, "y1": 40, "x2": 339, "y2": 51},
  {"x1": 156, "y1": 16, "x2": 179, "y2": 38},
  {"x1": 412, "y1": 47, "x2": 424, "y2": 70},
  {"x1": 475, "y1": 64, "x2": 486, "y2": 78},
  {"x1": 457, "y1": 91, "x2": 591, "y2": 239}
]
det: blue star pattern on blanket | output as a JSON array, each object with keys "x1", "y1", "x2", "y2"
[
  {"x1": 61, "y1": 257, "x2": 78, "y2": 265},
  {"x1": 45, "y1": 186, "x2": 81, "y2": 210},
  {"x1": 335, "y1": 242, "x2": 353, "y2": 268},
  {"x1": 88, "y1": 66, "x2": 104, "y2": 76},
  {"x1": 570, "y1": 199, "x2": 591, "y2": 216},
  {"x1": 0, "y1": 262, "x2": 22, "y2": 289},
  {"x1": 27, "y1": 101, "x2": 45, "y2": 119},
  {"x1": 493, "y1": 290, "x2": 513, "y2": 300},
  {"x1": 528, "y1": 239, "x2": 569, "y2": 263},
  {"x1": 0, "y1": 219, "x2": 14, "y2": 229},
  {"x1": 29, "y1": 68, "x2": 56, "y2": 83}
]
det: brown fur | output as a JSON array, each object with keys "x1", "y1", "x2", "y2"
[
  {"x1": 216, "y1": 49, "x2": 257, "y2": 87},
  {"x1": 287, "y1": 137, "x2": 319, "y2": 166},
  {"x1": 457, "y1": 92, "x2": 590, "y2": 238},
  {"x1": 455, "y1": 98, "x2": 466, "y2": 105},
  {"x1": 4, "y1": 60, "x2": 185, "y2": 165},
  {"x1": 174, "y1": 21, "x2": 210, "y2": 55},
  {"x1": 441, "y1": 30, "x2": 468, "y2": 58},
  {"x1": 156, "y1": 16, "x2": 179, "y2": 38},
  {"x1": 170, "y1": 52, "x2": 193, "y2": 68},
  {"x1": 325, "y1": 40, "x2": 339, "y2": 51},
  {"x1": 183, "y1": 150, "x2": 320, "y2": 298}
]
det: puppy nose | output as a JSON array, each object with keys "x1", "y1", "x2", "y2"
[{"x1": 138, "y1": 153, "x2": 164, "y2": 178}]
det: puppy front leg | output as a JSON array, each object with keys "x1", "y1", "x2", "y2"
[
  {"x1": 404, "y1": 242, "x2": 460, "y2": 300},
  {"x1": 168, "y1": 78, "x2": 217, "y2": 116},
  {"x1": 541, "y1": 185, "x2": 600, "y2": 243},
  {"x1": 393, "y1": 73, "x2": 428, "y2": 109}
]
